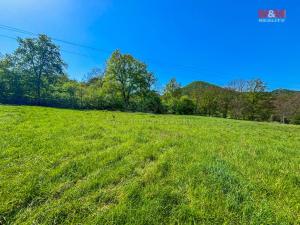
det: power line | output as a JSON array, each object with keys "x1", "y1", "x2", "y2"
[
  {"x1": 0, "y1": 24, "x2": 238, "y2": 81},
  {"x1": 0, "y1": 33, "x2": 17, "y2": 40},
  {"x1": 0, "y1": 24, "x2": 112, "y2": 54},
  {"x1": 0, "y1": 33, "x2": 93, "y2": 58}
]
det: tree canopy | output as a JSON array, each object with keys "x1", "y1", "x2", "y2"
[{"x1": 104, "y1": 50, "x2": 155, "y2": 109}]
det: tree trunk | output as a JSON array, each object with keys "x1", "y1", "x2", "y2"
[
  {"x1": 36, "y1": 74, "x2": 41, "y2": 105},
  {"x1": 282, "y1": 115, "x2": 285, "y2": 124}
]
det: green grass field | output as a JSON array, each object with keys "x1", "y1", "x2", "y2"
[{"x1": 0, "y1": 105, "x2": 299, "y2": 224}]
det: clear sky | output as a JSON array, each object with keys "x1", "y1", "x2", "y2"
[{"x1": 0, "y1": 0, "x2": 299, "y2": 90}]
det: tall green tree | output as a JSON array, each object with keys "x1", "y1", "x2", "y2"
[
  {"x1": 273, "y1": 92, "x2": 300, "y2": 124},
  {"x1": 162, "y1": 78, "x2": 182, "y2": 113},
  {"x1": 104, "y1": 50, "x2": 155, "y2": 108},
  {"x1": 198, "y1": 87, "x2": 219, "y2": 116},
  {"x1": 245, "y1": 79, "x2": 268, "y2": 120},
  {"x1": 13, "y1": 35, "x2": 66, "y2": 104},
  {"x1": 163, "y1": 78, "x2": 181, "y2": 98},
  {"x1": 217, "y1": 88, "x2": 235, "y2": 118}
]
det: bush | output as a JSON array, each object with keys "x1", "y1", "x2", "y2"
[
  {"x1": 176, "y1": 96, "x2": 196, "y2": 115},
  {"x1": 136, "y1": 92, "x2": 165, "y2": 113},
  {"x1": 291, "y1": 113, "x2": 300, "y2": 125}
]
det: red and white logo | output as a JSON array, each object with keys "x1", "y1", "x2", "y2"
[{"x1": 258, "y1": 9, "x2": 286, "y2": 23}]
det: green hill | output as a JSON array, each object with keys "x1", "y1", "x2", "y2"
[
  {"x1": 271, "y1": 88, "x2": 300, "y2": 95},
  {"x1": 182, "y1": 82, "x2": 300, "y2": 96},
  {"x1": 181, "y1": 81, "x2": 222, "y2": 96},
  {"x1": 0, "y1": 105, "x2": 299, "y2": 224}
]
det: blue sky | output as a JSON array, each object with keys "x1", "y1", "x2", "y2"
[{"x1": 0, "y1": 0, "x2": 299, "y2": 90}]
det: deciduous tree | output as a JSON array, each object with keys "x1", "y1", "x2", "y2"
[
  {"x1": 13, "y1": 35, "x2": 66, "y2": 104},
  {"x1": 104, "y1": 50, "x2": 155, "y2": 109}
]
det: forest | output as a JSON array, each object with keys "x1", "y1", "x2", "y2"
[{"x1": 0, "y1": 35, "x2": 299, "y2": 124}]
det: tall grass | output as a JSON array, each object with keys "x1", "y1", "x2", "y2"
[{"x1": 0, "y1": 105, "x2": 299, "y2": 224}]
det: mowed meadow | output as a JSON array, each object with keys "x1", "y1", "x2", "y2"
[{"x1": 0, "y1": 105, "x2": 299, "y2": 225}]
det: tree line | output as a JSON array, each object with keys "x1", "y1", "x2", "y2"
[{"x1": 0, "y1": 35, "x2": 299, "y2": 124}]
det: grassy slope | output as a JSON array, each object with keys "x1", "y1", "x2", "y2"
[{"x1": 0, "y1": 106, "x2": 299, "y2": 225}]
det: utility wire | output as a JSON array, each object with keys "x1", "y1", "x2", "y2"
[
  {"x1": 0, "y1": 24, "x2": 112, "y2": 54},
  {"x1": 0, "y1": 24, "x2": 237, "y2": 81},
  {"x1": 0, "y1": 24, "x2": 222, "y2": 69},
  {"x1": 0, "y1": 33, "x2": 94, "y2": 58},
  {"x1": 0, "y1": 33, "x2": 17, "y2": 40}
]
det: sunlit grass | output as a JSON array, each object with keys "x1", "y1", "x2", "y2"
[{"x1": 0, "y1": 105, "x2": 299, "y2": 224}]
